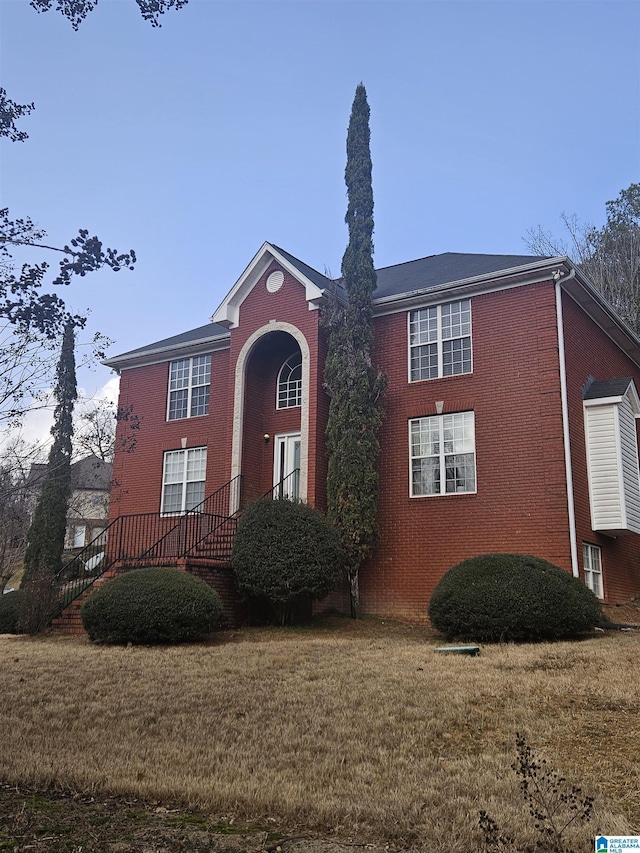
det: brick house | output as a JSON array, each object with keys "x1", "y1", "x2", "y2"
[{"x1": 101, "y1": 242, "x2": 640, "y2": 622}]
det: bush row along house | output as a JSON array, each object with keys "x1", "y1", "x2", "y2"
[{"x1": 102, "y1": 243, "x2": 640, "y2": 622}]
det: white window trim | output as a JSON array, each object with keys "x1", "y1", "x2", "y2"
[
  {"x1": 275, "y1": 353, "x2": 302, "y2": 410},
  {"x1": 166, "y1": 354, "x2": 211, "y2": 421},
  {"x1": 582, "y1": 542, "x2": 604, "y2": 599},
  {"x1": 407, "y1": 299, "x2": 473, "y2": 383},
  {"x1": 161, "y1": 447, "x2": 207, "y2": 515},
  {"x1": 409, "y1": 411, "x2": 477, "y2": 498}
]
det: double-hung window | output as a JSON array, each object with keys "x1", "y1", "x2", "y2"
[
  {"x1": 409, "y1": 299, "x2": 472, "y2": 381},
  {"x1": 167, "y1": 355, "x2": 211, "y2": 420},
  {"x1": 409, "y1": 412, "x2": 476, "y2": 496},
  {"x1": 161, "y1": 447, "x2": 207, "y2": 514},
  {"x1": 582, "y1": 543, "x2": 604, "y2": 599}
]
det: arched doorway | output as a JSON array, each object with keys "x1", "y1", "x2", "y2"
[{"x1": 231, "y1": 323, "x2": 310, "y2": 511}]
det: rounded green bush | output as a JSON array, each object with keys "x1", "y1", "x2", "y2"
[
  {"x1": 428, "y1": 553, "x2": 603, "y2": 642},
  {"x1": 232, "y1": 498, "x2": 345, "y2": 623},
  {"x1": 0, "y1": 590, "x2": 23, "y2": 634},
  {"x1": 81, "y1": 568, "x2": 222, "y2": 644}
]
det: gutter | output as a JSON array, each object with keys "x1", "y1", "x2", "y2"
[{"x1": 555, "y1": 270, "x2": 580, "y2": 578}]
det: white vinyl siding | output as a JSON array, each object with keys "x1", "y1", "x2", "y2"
[
  {"x1": 618, "y1": 398, "x2": 640, "y2": 531},
  {"x1": 584, "y1": 388, "x2": 640, "y2": 535}
]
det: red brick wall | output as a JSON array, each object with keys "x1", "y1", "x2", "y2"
[
  {"x1": 357, "y1": 280, "x2": 571, "y2": 621},
  {"x1": 111, "y1": 266, "x2": 640, "y2": 623},
  {"x1": 110, "y1": 347, "x2": 231, "y2": 520},
  {"x1": 561, "y1": 291, "x2": 640, "y2": 603},
  {"x1": 227, "y1": 261, "x2": 325, "y2": 507}
]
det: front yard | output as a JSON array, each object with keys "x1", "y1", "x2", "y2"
[{"x1": 0, "y1": 617, "x2": 638, "y2": 851}]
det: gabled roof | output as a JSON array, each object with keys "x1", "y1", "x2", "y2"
[
  {"x1": 584, "y1": 378, "x2": 636, "y2": 400},
  {"x1": 25, "y1": 456, "x2": 112, "y2": 493},
  {"x1": 211, "y1": 242, "x2": 332, "y2": 328},
  {"x1": 104, "y1": 243, "x2": 640, "y2": 372},
  {"x1": 270, "y1": 244, "x2": 336, "y2": 293},
  {"x1": 583, "y1": 378, "x2": 640, "y2": 415},
  {"x1": 70, "y1": 455, "x2": 113, "y2": 490},
  {"x1": 372, "y1": 252, "x2": 549, "y2": 300}
]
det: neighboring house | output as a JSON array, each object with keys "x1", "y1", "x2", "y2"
[
  {"x1": 102, "y1": 243, "x2": 640, "y2": 622},
  {"x1": 26, "y1": 455, "x2": 112, "y2": 551}
]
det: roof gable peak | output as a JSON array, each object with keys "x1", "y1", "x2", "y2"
[{"x1": 211, "y1": 242, "x2": 330, "y2": 329}]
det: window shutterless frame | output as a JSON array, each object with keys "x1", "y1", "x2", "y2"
[
  {"x1": 582, "y1": 542, "x2": 604, "y2": 599},
  {"x1": 408, "y1": 299, "x2": 472, "y2": 383},
  {"x1": 167, "y1": 354, "x2": 212, "y2": 421},
  {"x1": 161, "y1": 447, "x2": 207, "y2": 515},
  {"x1": 276, "y1": 353, "x2": 302, "y2": 409},
  {"x1": 409, "y1": 412, "x2": 476, "y2": 497}
]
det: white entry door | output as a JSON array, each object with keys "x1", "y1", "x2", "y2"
[{"x1": 273, "y1": 432, "x2": 301, "y2": 500}]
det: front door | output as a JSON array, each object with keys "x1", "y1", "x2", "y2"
[{"x1": 273, "y1": 432, "x2": 301, "y2": 500}]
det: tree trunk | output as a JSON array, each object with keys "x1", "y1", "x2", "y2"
[{"x1": 348, "y1": 570, "x2": 360, "y2": 619}]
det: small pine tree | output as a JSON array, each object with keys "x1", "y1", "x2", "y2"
[
  {"x1": 324, "y1": 84, "x2": 386, "y2": 618},
  {"x1": 21, "y1": 322, "x2": 77, "y2": 629}
]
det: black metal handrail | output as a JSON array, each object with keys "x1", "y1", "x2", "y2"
[
  {"x1": 52, "y1": 475, "x2": 243, "y2": 618},
  {"x1": 262, "y1": 468, "x2": 300, "y2": 502}
]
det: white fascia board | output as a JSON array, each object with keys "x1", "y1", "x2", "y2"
[
  {"x1": 103, "y1": 334, "x2": 230, "y2": 373},
  {"x1": 211, "y1": 242, "x2": 326, "y2": 328},
  {"x1": 583, "y1": 395, "x2": 626, "y2": 408},
  {"x1": 371, "y1": 258, "x2": 571, "y2": 317}
]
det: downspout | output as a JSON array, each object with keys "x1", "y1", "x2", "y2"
[{"x1": 555, "y1": 271, "x2": 580, "y2": 577}]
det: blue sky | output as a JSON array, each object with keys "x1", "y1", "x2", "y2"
[{"x1": 1, "y1": 0, "x2": 639, "y2": 440}]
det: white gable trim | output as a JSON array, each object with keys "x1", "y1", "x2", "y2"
[
  {"x1": 211, "y1": 242, "x2": 326, "y2": 329},
  {"x1": 230, "y1": 321, "x2": 310, "y2": 513}
]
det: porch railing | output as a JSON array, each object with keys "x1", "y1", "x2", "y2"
[
  {"x1": 52, "y1": 475, "x2": 243, "y2": 615},
  {"x1": 262, "y1": 468, "x2": 300, "y2": 502}
]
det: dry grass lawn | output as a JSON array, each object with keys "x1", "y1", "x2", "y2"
[{"x1": 0, "y1": 617, "x2": 638, "y2": 852}]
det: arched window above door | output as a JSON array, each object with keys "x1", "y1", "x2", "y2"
[{"x1": 276, "y1": 353, "x2": 302, "y2": 409}]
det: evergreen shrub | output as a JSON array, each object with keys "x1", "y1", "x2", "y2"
[
  {"x1": 232, "y1": 498, "x2": 345, "y2": 624},
  {"x1": 81, "y1": 567, "x2": 222, "y2": 644},
  {"x1": 0, "y1": 590, "x2": 22, "y2": 634},
  {"x1": 428, "y1": 553, "x2": 602, "y2": 642}
]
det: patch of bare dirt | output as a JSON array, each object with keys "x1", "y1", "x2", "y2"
[
  {"x1": 602, "y1": 598, "x2": 640, "y2": 627},
  {"x1": 0, "y1": 783, "x2": 394, "y2": 853}
]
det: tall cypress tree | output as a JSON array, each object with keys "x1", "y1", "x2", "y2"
[
  {"x1": 23, "y1": 320, "x2": 77, "y2": 586},
  {"x1": 324, "y1": 84, "x2": 386, "y2": 618}
]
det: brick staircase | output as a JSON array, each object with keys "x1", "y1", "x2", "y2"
[{"x1": 50, "y1": 569, "x2": 119, "y2": 635}]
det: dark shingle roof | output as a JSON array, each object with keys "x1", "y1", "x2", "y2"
[
  {"x1": 106, "y1": 249, "x2": 550, "y2": 366},
  {"x1": 372, "y1": 252, "x2": 548, "y2": 300},
  {"x1": 583, "y1": 378, "x2": 635, "y2": 400},
  {"x1": 104, "y1": 323, "x2": 229, "y2": 365},
  {"x1": 25, "y1": 456, "x2": 112, "y2": 492},
  {"x1": 70, "y1": 456, "x2": 112, "y2": 490},
  {"x1": 270, "y1": 244, "x2": 336, "y2": 292}
]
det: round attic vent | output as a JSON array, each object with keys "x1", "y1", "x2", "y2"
[{"x1": 266, "y1": 270, "x2": 284, "y2": 293}]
